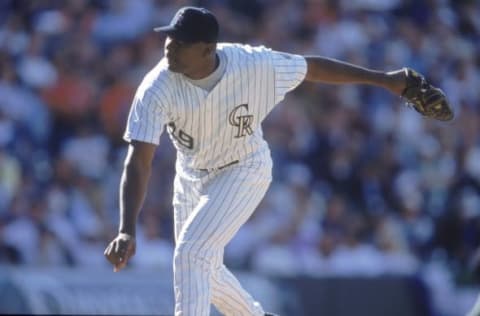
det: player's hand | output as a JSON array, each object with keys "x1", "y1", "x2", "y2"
[
  {"x1": 400, "y1": 68, "x2": 454, "y2": 121},
  {"x1": 104, "y1": 233, "x2": 136, "y2": 272},
  {"x1": 387, "y1": 68, "x2": 453, "y2": 121}
]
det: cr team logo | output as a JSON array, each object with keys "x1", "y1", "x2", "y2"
[{"x1": 229, "y1": 104, "x2": 254, "y2": 138}]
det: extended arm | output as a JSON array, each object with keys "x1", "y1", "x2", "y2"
[
  {"x1": 304, "y1": 56, "x2": 406, "y2": 95},
  {"x1": 304, "y1": 56, "x2": 454, "y2": 121},
  {"x1": 104, "y1": 140, "x2": 156, "y2": 271}
]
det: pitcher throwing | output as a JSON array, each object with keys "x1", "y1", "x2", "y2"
[{"x1": 104, "y1": 6, "x2": 453, "y2": 316}]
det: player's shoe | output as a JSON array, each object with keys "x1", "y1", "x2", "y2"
[{"x1": 265, "y1": 313, "x2": 279, "y2": 316}]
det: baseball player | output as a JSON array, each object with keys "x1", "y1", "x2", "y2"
[{"x1": 104, "y1": 6, "x2": 453, "y2": 316}]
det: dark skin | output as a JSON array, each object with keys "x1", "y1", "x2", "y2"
[
  {"x1": 164, "y1": 36, "x2": 218, "y2": 79},
  {"x1": 104, "y1": 36, "x2": 408, "y2": 272}
]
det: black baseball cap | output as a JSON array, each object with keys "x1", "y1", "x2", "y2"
[{"x1": 154, "y1": 7, "x2": 219, "y2": 43}]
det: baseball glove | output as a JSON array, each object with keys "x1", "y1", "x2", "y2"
[{"x1": 401, "y1": 68, "x2": 454, "y2": 121}]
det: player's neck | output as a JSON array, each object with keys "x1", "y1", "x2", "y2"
[{"x1": 185, "y1": 53, "x2": 219, "y2": 80}]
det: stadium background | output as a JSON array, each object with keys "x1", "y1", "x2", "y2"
[{"x1": 0, "y1": 0, "x2": 479, "y2": 315}]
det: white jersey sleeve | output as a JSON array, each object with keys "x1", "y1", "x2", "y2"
[
  {"x1": 124, "y1": 83, "x2": 170, "y2": 145},
  {"x1": 270, "y1": 50, "x2": 307, "y2": 104}
]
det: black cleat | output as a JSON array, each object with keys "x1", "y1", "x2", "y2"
[{"x1": 265, "y1": 313, "x2": 279, "y2": 316}]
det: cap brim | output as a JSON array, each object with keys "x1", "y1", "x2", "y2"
[
  {"x1": 153, "y1": 26, "x2": 193, "y2": 42},
  {"x1": 153, "y1": 25, "x2": 175, "y2": 32}
]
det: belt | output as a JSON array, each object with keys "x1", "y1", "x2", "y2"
[{"x1": 199, "y1": 160, "x2": 239, "y2": 172}]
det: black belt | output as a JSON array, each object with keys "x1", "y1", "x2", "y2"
[{"x1": 199, "y1": 160, "x2": 239, "y2": 172}]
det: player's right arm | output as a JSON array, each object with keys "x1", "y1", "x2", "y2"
[
  {"x1": 104, "y1": 65, "x2": 170, "y2": 272},
  {"x1": 119, "y1": 140, "x2": 156, "y2": 236},
  {"x1": 104, "y1": 140, "x2": 156, "y2": 272}
]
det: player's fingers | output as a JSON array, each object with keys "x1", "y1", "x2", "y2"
[
  {"x1": 104, "y1": 242, "x2": 113, "y2": 257},
  {"x1": 114, "y1": 256, "x2": 128, "y2": 272},
  {"x1": 106, "y1": 252, "x2": 119, "y2": 266},
  {"x1": 104, "y1": 244, "x2": 114, "y2": 262},
  {"x1": 119, "y1": 258, "x2": 127, "y2": 270},
  {"x1": 113, "y1": 241, "x2": 136, "y2": 272},
  {"x1": 114, "y1": 262, "x2": 121, "y2": 272},
  {"x1": 113, "y1": 254, "x2": 123, "y2": 272},
  {"x1": 114, "y1": 239, "x2": 121, "y2": 254},
  {"x1": 105, "y1": 242, "x2": 123, "y2": 266}
]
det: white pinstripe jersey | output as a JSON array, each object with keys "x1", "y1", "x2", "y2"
[{"x1": 124, "y1": 43, "x2": 307, "y2": 170}]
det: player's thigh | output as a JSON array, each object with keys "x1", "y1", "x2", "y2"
[
  {"x1": 173, "y1": 174, "x2": 201, "y2": 242},
  {"x1": 177, "y1": 164, "x2": 271, "y2": 253}
]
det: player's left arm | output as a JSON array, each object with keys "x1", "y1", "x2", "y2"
[
  {"x1": 303, "y1": 56, "x2": 454, "y2": 121},
  {"x1": 304, "y1": 56, "x2": 405, "y2": 95}
]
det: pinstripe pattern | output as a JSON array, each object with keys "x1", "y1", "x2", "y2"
[
  {"x1": 124, "y1": 44, "x2": 306, "y2": 167},
  {"x1": 173, "y1": 150, "x2": 272, "y2": 316},
  {"x1": 123, "y1": 43, "x2": 307, "y2": 316}
]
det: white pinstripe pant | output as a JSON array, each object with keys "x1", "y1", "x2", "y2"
[{"x1": 173, "y1": 151, "x2": 272, "y2": 316}]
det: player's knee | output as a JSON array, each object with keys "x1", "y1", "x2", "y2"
[{"x1": 174, "y1": 241, "x2": 214, "y2": 268}]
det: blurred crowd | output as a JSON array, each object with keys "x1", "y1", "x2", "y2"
[{"x1": 0, "y1": 0, "x2": 480, "y2": 313}]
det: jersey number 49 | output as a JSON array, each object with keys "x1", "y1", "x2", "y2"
[{"x1": 167, "y1": 122, "x2": 194, "y2": 149}]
